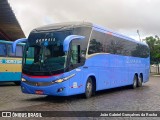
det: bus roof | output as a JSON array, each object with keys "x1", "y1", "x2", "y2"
[
  {"x1": 92, "y1": 24, "x2": 148, "y2": 46},
  {"x1": 32, "y1": 22, "x2": 92, "y2": 32},
  {"x1": 0, "y1": 40, "x2": 25, "y2": 45},
  {"x1": 0, "y1": 40, "x2": 10, "y2": 43},
  {"x1": 31, "y1": 22, "x2": 147, "y2": 46}
]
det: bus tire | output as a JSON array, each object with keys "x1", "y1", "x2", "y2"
[
  {"x1": 14, "y1": 81, "x2": 21, "y2": 86},
  {"x1": 92, "y1": 80, "x2": 96, "y2": 96},
  {"x1": 85, "y1": 77, "x2": 93, "y2": 99},
  {"x1": 132, "y1": 75, "x2": 137, "y2": 89},
  {"x1": 137, "y1": 74, "x2": 143, "y2": 87}
]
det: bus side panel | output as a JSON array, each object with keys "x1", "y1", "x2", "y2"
[
  {"x1": 67, "y1": 68, "x2": 86, "y2": 96},
  {"x1": 127, "y1": 57, "x2": 150, "y2": 84},
  {"x1": 0, "y1": 72, "x2": 21, "y2": 81},
  {"x1": 0, "y1": 57, "x2": 22, "y2": 82},
  {"x1": 143, "y1": 57, "x2": 150, "y2": 83},
  {"x1": 85, "y1": 54, "x2": 110, "y2": 91},
  {"x1": 85, "y1": 54, "x2": 150, "y2": 92},
  {"x1": 85, "y1": 54, "x2": 131, "y2": 90},
  {"x1": 109, "y1": 55, "x2": 129, "y2": 88}
]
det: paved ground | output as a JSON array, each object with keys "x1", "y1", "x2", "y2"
[{"x1": 0, "y1": 75, "x2": 160, "y2": 120}]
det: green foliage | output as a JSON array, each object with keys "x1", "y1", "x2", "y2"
[{"x1": 145, "y1": 35, "x2": 160, "y2": 64}]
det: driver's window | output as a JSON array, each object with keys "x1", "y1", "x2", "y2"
[
  {"x1": 71, "y1": 45, "x2": 78, "y2": 64},
  {"x1": 44, "y1": 47, "x2": 51, "y2": 60}
]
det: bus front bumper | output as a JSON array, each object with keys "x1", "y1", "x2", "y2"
[{"x1": 21, "y1": 82, "x2": 69, "y2": 96}]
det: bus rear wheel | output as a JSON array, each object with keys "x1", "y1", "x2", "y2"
[
  {"x1": 132, "y1": 75, "x2": 138, "y2": 89},
  {"x1": 85, "y1": 77, "x2": 93, "y2": 98},
  {"x1": 137, "y1": 74, "x2": 143, "y2": 87}
]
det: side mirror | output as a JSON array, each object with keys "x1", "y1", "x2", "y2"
[{"x1": 63, "y1": 35, "x2": 85, "y2": 52}]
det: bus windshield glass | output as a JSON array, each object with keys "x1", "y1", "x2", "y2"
[{"x1": 23, "y1": 30, "x2": 72, "y2": 75}]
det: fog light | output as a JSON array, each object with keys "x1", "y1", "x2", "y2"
[{"x1": 57, "y1": 87, "x2": 64, "y2": 92}]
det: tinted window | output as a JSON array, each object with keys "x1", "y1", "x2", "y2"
[
  {"x1": 0, "y1": 43, "x2": 7, "y2": 56},
  {"x1": 71, "y1": 45, "x2": 79, "y2": 64},
  {"x1": 23, "y1": 30, "x2": 70, "y2": 75},
  {"x1": 16, "y1": 46, "x2": 23, "y2": 57},
  {"x1": 73, "y1": 27, "x2": 92, "y2": 57},
  {"x1": 88, "y1": 30, "x2": 105, "y2": 54},
  {"x1": 8, "y1": 44, "x2": 15, "y2": 56},
  {"x1": 105, "y1": 34, "x2": 149, "y2": 58},
  {"x1": 88, "y1": 30, "x2": 149, "y2": 58},
  {"x1": 28, "y1": 30, "x2": 72, "y2": 46},
  {"x1": 131, "y1": 43, "x2": 149, "y2": 58},
  {"x1": 25, "y1": 47, "x2": 35, "y2": 64},
  {"x1": 104, "y1": 35, "x2": 125, "y2": 54}
]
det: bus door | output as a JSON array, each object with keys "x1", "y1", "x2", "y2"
[{"x1": 67, "y1": 40, "x2": 85, "y2": 94}]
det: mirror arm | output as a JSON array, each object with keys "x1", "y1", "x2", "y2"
[
  {"x1": 63, "y1": 35, "x2": 85, "y2": 52},
  {"x1": 12, "y1": 38, "x2": 27, "y2": 53}
]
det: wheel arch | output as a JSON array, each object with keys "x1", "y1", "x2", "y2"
[
  {"x1": 89, "y1": 75, "x2": 96, "y2": 92},
  {"x1": 84, "y1": 74, "x2": 97, "y2": 92},
  {"x1": 135, "y1": 73, "x2": 138, "y2": 78}
]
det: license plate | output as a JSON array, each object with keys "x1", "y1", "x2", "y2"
[{"x1": 35, "y1": 90, "x2": 43, "y2": 95}]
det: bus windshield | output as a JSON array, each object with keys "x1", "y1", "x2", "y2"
[{"x1": 23, "y1": 30, "x2": 72, "y2": 75}]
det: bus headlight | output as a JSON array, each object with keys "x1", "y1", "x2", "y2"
[
  {"x1": 53, "y1": 74, "x2": 75, "y2": 83},
  {"x1": 54, "y1": 79, "x2": 64, "y2": 83},
  {"x1": 21, "y1": 78, "x2": 26, "y2": 82}
]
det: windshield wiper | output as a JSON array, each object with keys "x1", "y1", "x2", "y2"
[
  {"x1": 29, "y1": 63, "x2": 37, "y2": 70},
  {"x1": 43, "y1": 63, "x2": 53, "y2": 75}
]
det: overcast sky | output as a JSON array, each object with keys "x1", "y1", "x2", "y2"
[{"x1": 8, "y1": 0, "x2": 160, "y2": 41}]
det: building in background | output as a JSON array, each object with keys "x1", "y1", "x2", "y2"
[
  {"x1": 0, "y1": 0, "x2": 25, "y2": 41},
  {"x1": 0, "y1": 0, "x2": 25, "y2": 84}
]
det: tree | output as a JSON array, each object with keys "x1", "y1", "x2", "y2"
[{"x1": 145, "y1": 35, "x2": 160, "y2": 73}]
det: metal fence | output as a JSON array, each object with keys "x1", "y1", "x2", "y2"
[{"x1": 150, "y1": 66, "x2": 160, "y2": 74}]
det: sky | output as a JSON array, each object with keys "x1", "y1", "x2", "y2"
[{"x1": 8, "y1": 0, "x2": 160, "y2": 41}]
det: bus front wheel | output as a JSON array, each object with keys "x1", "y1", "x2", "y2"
[
  {"x1": 132, "y1": 75, "x2": 138, "y2": 89},
  {"x1": 85, "y1": 77, "x2": 93, "y2": 98}
]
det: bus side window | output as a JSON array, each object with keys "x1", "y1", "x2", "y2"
[
  {"x1": 8, "y1": 44, "x2": 15, "y2": 57},
  {"x1": 16, "y1": 46, "x2": 23, "y2": 57},
  {"x1": 0, "y1": 43, "x2": 7, "y2": 56}
]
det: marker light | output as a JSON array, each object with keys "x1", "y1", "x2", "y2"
[{"x1": 21, "y1": 78, "x2": 26, "y2": 82}]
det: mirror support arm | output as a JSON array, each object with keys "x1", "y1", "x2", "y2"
[
  {"x1": 63, "y1": 35, "x2": 85, "y2": 52},
  {"x1": 12, "y1": 38, "x2": 27, "y2": 53}
]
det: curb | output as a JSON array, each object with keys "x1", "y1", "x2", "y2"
[{"x1": 151, "y1": 75, "x2": 160, "y2": 77}]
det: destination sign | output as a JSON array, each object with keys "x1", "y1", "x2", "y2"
[
  {"x1": 0, "y1": 59, "x2": 22, "y2": 64},
  {"x1": 36, "y1": 38, "x2": 56, "y2": 44}
]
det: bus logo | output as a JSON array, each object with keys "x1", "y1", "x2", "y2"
[
  {"x1": 2, "y1": 112, "x2": 11, "y2": 117},
  {"x1": 36, "y1": 38, "x2": 56, "y2": 43}
]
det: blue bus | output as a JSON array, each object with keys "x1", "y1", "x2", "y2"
[
  {"x1": 0, "y1": 40, "x2": 24, "y2": 85},
  {"x1": 13, "y1": 22, "x2": 150, "y2": 98}
]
